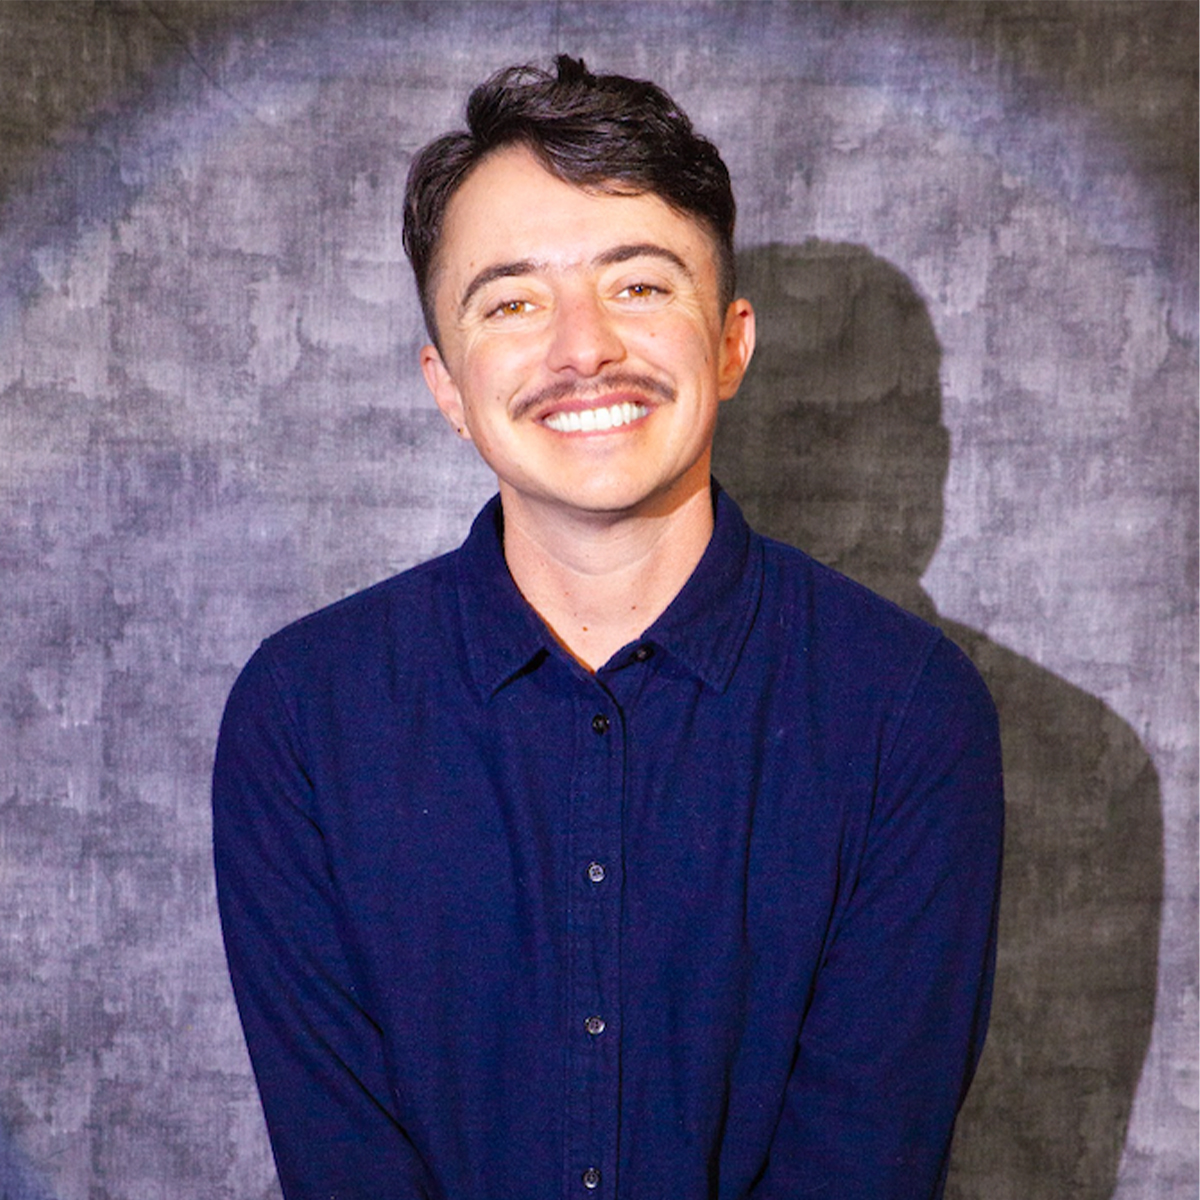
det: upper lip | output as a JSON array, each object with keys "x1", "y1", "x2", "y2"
[
  {"x1": 516, "y1": 372, "x2": 675, "y2": 423},
  {"x1": 538, "y1": 392, "x2": 654, "y2": 419}
]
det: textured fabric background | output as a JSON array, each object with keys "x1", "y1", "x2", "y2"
[{"x1": 0, "y1": 3, "x2": 1195, "y2": 1198}]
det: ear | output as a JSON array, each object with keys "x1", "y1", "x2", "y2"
[
  {"x1": 717, "y1": 298, "x2": 756, "y2": 401},
  {"x1": 420, "y1": 344, "x2": 472, "y2": 440}
]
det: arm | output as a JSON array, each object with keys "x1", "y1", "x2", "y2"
[
  {"x1": 756, "y1": 636, "x2": 1004, "y2": 1199},
  {"x1": 213, "y1": 646, "x2": 436, "y2": 1200}
]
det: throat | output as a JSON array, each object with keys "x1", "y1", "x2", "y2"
[
  {"x1": 541, "y1": 606, "x2": 651, "y2": 674},
  {"x1": 499, "y1": 486, "x2": 715, "y2": 673}
]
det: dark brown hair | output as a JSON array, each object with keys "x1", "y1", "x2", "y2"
[{"x1": 403, "y1": 55, "x2": 737, "y2": 345}]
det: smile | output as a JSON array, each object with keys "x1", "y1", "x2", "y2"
[{"x1": 543, "y1": 402, "x2": 649, "y2": 433}]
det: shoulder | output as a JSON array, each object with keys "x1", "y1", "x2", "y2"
[
  {"x1": 757, "y1": 535, "x2": 936, "y2": 662},
  {"x1": 215, "y1": 546, "x2": 473, "y2": 799},
  {"x1": 270, "y1": 549, "x2": 454, "y2": 657},
  {"x1": 755, "y1": 534, "x2": 994, "y2": 728},
  {"x1": 229, "y1": 549, "x2": 461, "y2": 717}
]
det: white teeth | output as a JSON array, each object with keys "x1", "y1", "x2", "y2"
[{"x1": 544, "y1": 402, "x2": 649, "y2": 433}]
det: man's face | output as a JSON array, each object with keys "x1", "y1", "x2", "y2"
[{"x1": 420, "y1": 145, "x2": 755, "y2": 525}]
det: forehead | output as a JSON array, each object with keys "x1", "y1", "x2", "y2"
[{"x1": 434, "y1": 145, "x2": 720, "y2": 293}]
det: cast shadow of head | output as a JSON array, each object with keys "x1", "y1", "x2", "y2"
[{"x1": 714, "y1": 242, "x2": 1163, "y2": 1200}]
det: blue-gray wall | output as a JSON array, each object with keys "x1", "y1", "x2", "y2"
[{"x1": 1, "y1": 3, "x2": 1195, "y2": 1197}]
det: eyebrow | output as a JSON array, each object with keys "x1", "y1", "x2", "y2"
[
  {"x1": 593, "y1": 242, "x2": 694, "y2": 279},
  {"x1": 458, "y1": 260, "x2": 540, "y2": 317},
  {"x1": 457, "y1": 243, "x2": 696, "y2": 318}
]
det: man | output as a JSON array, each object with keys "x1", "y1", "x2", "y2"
[{"x1": 214, "y1": 56, "x2": 1003, "y2": 1199}]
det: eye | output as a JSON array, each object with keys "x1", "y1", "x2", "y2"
[
  {"x1": 487, "y1": 298, "x2": 535, "y2": 318},
  {"x1": 618, "y1": 282, "x2": 666, "y2": 300}
]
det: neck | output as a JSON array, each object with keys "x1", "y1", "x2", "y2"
[{"x1": 500, "y1": 479, "x2": 715, "y2": 673}]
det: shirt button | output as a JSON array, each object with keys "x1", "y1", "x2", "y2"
[
  {"x1": 633, "y1": 644, "x2": 653, "y2": 662},
  {"x1": 582, "y1": 1167, "x2": 601, "y2": 1190},
  {"x1": 584, "y1": 1015, "x2": 606, "y2": 1036},
  {"x1": 591, "y1": 713, "x2": 609, "y2": 735},
  {"x1": 586, "y1": 861, "x2": 606, "y2": 884}
]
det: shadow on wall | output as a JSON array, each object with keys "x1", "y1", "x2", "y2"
[{"x1": 714, "y1": 242, "x2": 1164, "y2": 1200}]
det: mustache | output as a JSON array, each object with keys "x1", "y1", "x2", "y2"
[{"x1": 513, "y1": 371, "x2": 676, "y2": 421}]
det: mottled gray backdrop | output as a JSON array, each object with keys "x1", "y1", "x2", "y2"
[{"x1": 1, "y1": 3, "x2": 1195, "y2": 1198}]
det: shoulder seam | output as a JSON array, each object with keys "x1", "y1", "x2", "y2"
[
  {"x1": 878, "y1": 625, "x2": 946, "y2": 774},
  {"x1": 252, "y1": 641, "x2": 310, "y2": 768}
]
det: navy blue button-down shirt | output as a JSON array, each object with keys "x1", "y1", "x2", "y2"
[{"x1": 214, "y1": 485, "x2": 1003, "y2": 1200}]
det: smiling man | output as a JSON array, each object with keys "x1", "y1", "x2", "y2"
[{"x1": 213, "y1": 57, "x2": 1003, "y2": 1200}]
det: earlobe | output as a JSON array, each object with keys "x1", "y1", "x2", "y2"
[
  {"x1": 420, "y1": 344, "x2": 471, "y2": 440},
  {"x1": 717, "y1": 299, "x2": 756, "y2": 400}
]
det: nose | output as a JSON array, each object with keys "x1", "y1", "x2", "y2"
[{"x1": 545, "y1": 289, "x2": 625, "y2": 377}]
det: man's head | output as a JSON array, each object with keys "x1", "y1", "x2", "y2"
[
  {"x1": 405, "y1": 57, "x2": 754, "y2": 525},
  {"x1": 403, "y1": 55, "x2": 737, "y2": 348}
]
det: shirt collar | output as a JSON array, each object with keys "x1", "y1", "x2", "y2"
[
  {"x1": 455, "y1": 481, "x2": 762, "y2": 699},
  {"x1": 455, "y1": 496, "x2": 553, "y2": 699},
  {"x1": 639, "y1": 481, "x2": 761, "y2": 692}
]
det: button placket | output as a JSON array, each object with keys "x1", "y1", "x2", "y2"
[{"x1": 567, "y1": 694, "x2": 621, "y2": 1199}]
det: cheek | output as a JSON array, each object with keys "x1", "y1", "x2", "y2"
[
  {"x1": 645, "y1": 321, "x2": 718, "y2": 376},
  {"x1": 630, "y1": 315, "x2": 697, "y2": 354},
  {"x1": 461, "y1": 335, "x2": 541, "y2": 389}
]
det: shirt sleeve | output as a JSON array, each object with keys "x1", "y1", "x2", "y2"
[
  {"x1": 753, "y1": 634, "x2": 1004, "y2": 1199},
  {"x1": 212, "y1": 645, "x2": 437, "y2": 1200}
]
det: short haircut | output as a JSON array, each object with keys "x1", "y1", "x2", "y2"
[{"x1": 403, "y1": 55, "x2": 737, "y2": 346}]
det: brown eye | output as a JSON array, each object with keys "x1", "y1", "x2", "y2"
[
  {"x1": 489, "y1": 299, "x2": 533, "y2": 318},
  {"x1": 619, "y1": 282, "x2": 665, "y2": 300}
]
